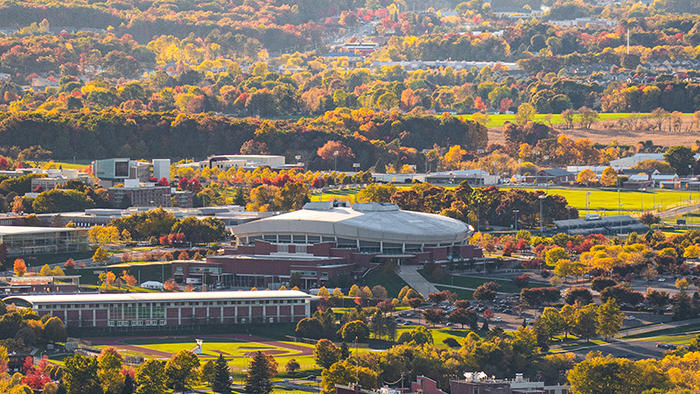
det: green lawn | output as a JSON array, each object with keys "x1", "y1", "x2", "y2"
[
  {"x1": 479, "y1": 113, "x2": 692, "y2": 129},
  {"x1": 419, "y1": 269, "x2": 544, "y2": 294},
  {"x1": 118, "y1": 338, "x2": 319, "y2": 374},
  {"x1": 512, "y1": 186, "x2": 697, "y2": 217}
]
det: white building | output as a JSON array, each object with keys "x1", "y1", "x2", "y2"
[{"x1": 610, "y1": 153, "x2": 664, "y2": 170}]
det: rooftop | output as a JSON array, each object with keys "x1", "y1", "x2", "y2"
[
  {"x1": 4, "y1": 290, "x2": 312, "y2": 305},
  {"x1": 0, "y1": 226, "x2": 84, "y2": 235}
]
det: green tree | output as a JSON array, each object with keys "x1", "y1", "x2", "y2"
[
  {"x1": 97, "y1": 347, "x2": 125, "y2": 394},
  {"x1": 356, "y1": 183, "x2": 397, "y2": 203},
  {"x1": 663, "y1": 145, "x2": 695, "y2": 175},
  {"x1": 545, "y1": 247, "x2": 568, "y2": 267},
  {"x1": 314, "y1": 339, "x2": 341, "y2": 369},
  {"x1": 135, "y1": 359, "x2": 166, "y2": 394},
  {"x1": 596, "y1": 298, "x2": 624, "y2": 338},
  {"x1": 212, "y1": 354, "x2": 231, "y2": 394},
  {"x1": 200, "y1": 360, "x2": 216, "y2": 385},
  {"x1": 321, "y1": 361, "x2": 379, "y2": 393},
  {"x1": 42, "y1": 316, "x2": 67, "y2": 343},
  {"x1": 165, "y1": 350, "x2": 200, "y2": 392},
  {"x1": 63, "y1": 353, "x2": 101, "y2": 394},
  {"x1": 340, "y1": 320, "x2": 370, "y2": 342},
  {"x1": 516, "y1": 103, "x2": 536, "y2": 126},
  {"x1": 573, "y1": 303, "x2": 598, "y2": 342},
  {"x1": 567, "y1": 355, "x2": 667, "y2": 394},
  {"x1": 244, "y1": 351, "x2": 277, "y2": 394}
]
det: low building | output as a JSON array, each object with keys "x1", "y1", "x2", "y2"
[
  {"x1": 0, "y1": 226, "x2": 88, "y2": 257},
  {"x1": 425, "y1": 170, "x2": 499, "y2": 186},
  {"x1": 450, "y1": 373, "x2": 570, "y2": 394},
  {"x1": 0, "y1": 275, "x2": 80, "y2": 295},
  {"x1": 524, "y1": 168, "x2": 576, "y2": 185},
  {"x1": 108, "y1": 180, "x2": 171, "y2": 207},
  {"x1": 553, "y1": 215, "x2": 648, "y2": 235},
  {"x1": 4, "y1": 290, "x2": 312, "y2": 329},
  {"x1": 610, "y1": 153, "x2": 664, "y2": 170}
]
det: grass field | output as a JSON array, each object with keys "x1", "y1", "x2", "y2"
[
  {"x1": 419, "y1": 270, "x2": 544, "y2": 294},
  {"x1": 117, "y1": 337, "x2": 319, "y2": 375},
  {"x1": 357, "y1": 268, "x2": 408, "y2": 299},
  {"x1": 478, "y1": 113, "x2": 693, "y2": 129},
  {"x1": 396, "y1": 325, "x2": 473, "y2": 348}
]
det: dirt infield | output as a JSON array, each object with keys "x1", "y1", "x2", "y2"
[{"x1": 89, "y1": 333, "x2": 314, "y2": 358}]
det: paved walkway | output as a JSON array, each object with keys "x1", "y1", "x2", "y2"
[
  {"x1": 619, "y1": 317, "x2": 700, "y2": 337},
  {"x1": 397, "y1": 265, "x2": 438, "y2": 297}
]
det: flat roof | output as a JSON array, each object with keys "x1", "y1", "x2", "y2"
[
  {"x1": 0, "y1": 226, "x2": 84, "y2": 235},
  {"x1": 4, "y1": 290, "x2": 311, "y2": 305}
]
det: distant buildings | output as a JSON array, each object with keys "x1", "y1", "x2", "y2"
[
  {"x1": 5, "y1": 290, "x2": 313, "y2": 329},
  {"x1": 177, "y1": 154, "x2": 296, "y2": 172},
  {"x1": 92, "y1": 158, "x2": 170, "y2": 187},
  {"x1": 0, "y1": 275, "x2": 80, "y2": 295},
  {"x1": 553, "y1": 215, "x2": 648, "y2": 235},
  {"x1": 425, "y1": 170, "x2": 500, "y2": 186},
  {"x1": 450, "y1": 372, "x2": 570, "y2": 394},
  {"x1": 0, "y1": 226, "x2": 88, "y2": 257},
  {"x1": 108, "y1": 179, "x2": 173, "y2": 208}
]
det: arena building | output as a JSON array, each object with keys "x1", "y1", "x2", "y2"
[
  {"x1": 4, "y1": 290, "x2": 312, "y2": 329},
  {"x1": 179, "y1": 201, "x2": 481, "y2": 288}
]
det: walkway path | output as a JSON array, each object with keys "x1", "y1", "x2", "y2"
[{"x1": 397, "y1": 265, "x2": 439, "y2": 297}]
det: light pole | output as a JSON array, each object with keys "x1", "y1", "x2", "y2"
[
  {"x1": 585, "y1": 191, "x2": 591, "y2": 213},
  {"x1": 513, "y1": 209, "x2": 519, "y2": 233},
  {"x1": 539, "y1": 195, "x2": 546, "y2": 236},
  {"x1": 333, "y1": 150, "x2": 339, "y2": 172}
]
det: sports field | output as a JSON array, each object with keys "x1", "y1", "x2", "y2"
[{"x1": 93, "y1": 334, "x2": 318, "y2": 375}]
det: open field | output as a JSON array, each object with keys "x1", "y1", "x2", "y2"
[
  {"x1": 512, "y1": 186, "x2": 698, "y2": 217},
  {"x1": 93, "y1": 335, "x2": 319, "y2": 375},
  {"x1": 396, "y1": 325, "x2": 472, "y2": 349},
  {"x1": 485, "y1": 113, "x2": 697, "y2": 146}
]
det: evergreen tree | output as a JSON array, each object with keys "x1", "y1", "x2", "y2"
[
  {"x1": 339, "y1": 342, "x2": 350, "y2": 360},
  {"x1": 212, "y1": 354, "x2": 231, "y2": 394},
  {"x1": 245, "y1": 351, "x2": 277, "y2": 394}
]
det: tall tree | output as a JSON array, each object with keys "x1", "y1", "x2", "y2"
[
  {"x1": 212, "y1": 354, "x2": 231, "y2": 394},
  {"x1": 597, "y1": 299, "x2": 624, "y2": 338},
  {"x1": 165, "y1": 350, "x2": 200, "y2": 392},
  {"x1": 135, "y1": 359, "x2": 166, "y2": 394},
  {"x1": 244, "y1": 351, "x2": 277, "y2": 394},
  {"x1": 63, "y1": 353, "x2": 101, "y2": 394}
]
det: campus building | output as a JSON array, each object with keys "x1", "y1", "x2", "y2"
[
  {"x1": 0, "y1": 226, "x2": 88, "y2": 257},
  {"x1": 4, "y1": 290, "x2": 312, "y2": 329},
  {"x1": 179, "y1": 201, "x2": 482, "y2": 288}
]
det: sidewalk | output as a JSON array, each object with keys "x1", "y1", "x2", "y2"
[{"x1": 397, "y1": 265, "x2": 439, "y2": 297}]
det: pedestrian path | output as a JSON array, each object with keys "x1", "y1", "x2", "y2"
[{"x1": 397, "y1": 265, "x2": 439, "y2": 297}]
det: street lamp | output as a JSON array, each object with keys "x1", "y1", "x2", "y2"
[
  {"x1": 585, "y1": 191, "x2": 591, "y2": 213},
  {"x1": 538, "y1": 195, "x2": 547, "y2": 236},
  {"x1": 333, "y1": 150, "x2": 339, "y2": 172},
  {"x1": 513, "y1": 209, "x2": 519, "y2": 233}
]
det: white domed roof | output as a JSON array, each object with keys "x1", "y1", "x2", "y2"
[{"x1": 233, "y1": 202, "x2": 470, "y2": 244}]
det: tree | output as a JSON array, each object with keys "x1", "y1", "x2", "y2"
[
  {"x1": 212, "y1": 354, "x2": 231, "y2": 394},
  {"x1": 645, "y1": 288, "x2": 670, "y2": 315},
  {"x1": 13, "y1": 259, "x2": 26, "y2": 277},
  {"x1": 671, "y1": 292, "x2": 694, "y2": 320},
  {"x1": 564, "y1": 288, "x2": 593, "y2": 305},
  {"x1": 546, "y1": 247, "x2": 569, "y2": 267},
  {"x1": 63, "y1": 353, "x2": 101, "y2": 394},
  {"x1": 516, "y1": 103, "x2": 536, "y2": 126},
  {"x1": 600, "y1": 167, "x2": 618, "y2": 187},
  {"x1": 321, "y1": 360, "x2": 379, "y2": 393},
  {"x1": 448, "y1": 308, "x2": 478, "y2": 329},
  {"x1": 578, "y1": 107, "x2": 599, "y2": 129},
  {"x1": 245, "y1": 351, "x2": 277, "y2": 394},
  {"x1": 135, "y1": 360, "x2": 166, "y2": 394},
  {"x1": 93, "y1": 247, "x2": 109, "y2": 263},
  {"x1": 573, "y1": 303, "x2": 598, "y2": 342},
  {"x1": 537, "y1": 307, "x2": 565, "y2": 342},
  {"x1": 201, "y1": 360, "x2": 216, "y2": 384},
  {"x1": 314, "y1": 339, "x2": 341, "y2": 369},
  {"x1": 664, "y1": 146, "x2": 694, "y2": 175},
  {"x1": 576, "y1": 169, "x2": 597, "y2": 185},
  {"x1": 295, "y1": 317, "x2": 323, "y2": 339},
  {"x1": 597, "y1": 298, "x2": 624, "y2": 338},
  {"x1": 97, "y1": 347, "x2": 125, "y2": 394},
  {"x1": 356, "y1": 183, "x2": 397, "y2": 203},
  {"x1": 43, "y1": 316, "x2": 67, "y2": 344},
  {"x1": 285, "y1": 359, "x2": 300, "y2": 375},
  {"x1": 165, "y1": 350, "x2": 200, "y2": 392},
  {"x1": 422, "y1": 309, "x2": 446, "y2": 327},
  {"x1": 340, "y1": 320, "x2": 369, "y2": 342},
  {"x1": 567, "y1": 355, "x2": 664, "y2": 394},
  {"x1": 473, "y1": 281, "x2": 499, "y2": 302}
]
